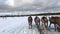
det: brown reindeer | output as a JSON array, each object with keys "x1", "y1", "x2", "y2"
[
  {"x1": 49, "y1": 16, "x2": 60, "y2": 31},
  {"x1": 41, "y1": 16, "x2": 48, "y2": 30},
  {"x1": 34, "y1": 16, "x2": 40, "y2": 26},
  {"x1": 28, "y1": 16, "x2": 33, "y2": 29}
]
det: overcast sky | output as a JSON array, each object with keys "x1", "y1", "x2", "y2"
[{"x1": 0, "y1": 0, "x2": 60, "y2": 11}]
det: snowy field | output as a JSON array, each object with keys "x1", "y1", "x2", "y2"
[{"x1": 0, "y1": 16, "x2": 60, "y2": 34}]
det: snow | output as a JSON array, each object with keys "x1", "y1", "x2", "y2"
[
  {"x1": 0, "y1": 17, "x2": 28, "y2": 34},
  {"x1": 0, "y1": 16, "x2": 60, "y2": 34}
]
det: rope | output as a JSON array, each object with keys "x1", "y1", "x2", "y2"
[
  {"x1": 36, "y1": 25, "x2": 44, "y2": 34},
  {"x1": 43, "y1": 23, "x2": 48, "y2": 34}
]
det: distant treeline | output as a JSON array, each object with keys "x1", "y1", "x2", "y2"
[{"x1": 0, "y1": 13, "x2": 60, "y2": 17}]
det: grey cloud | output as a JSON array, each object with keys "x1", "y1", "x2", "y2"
[{"x1": 0, "y1": 0, "x2": 60, "y2": 11}]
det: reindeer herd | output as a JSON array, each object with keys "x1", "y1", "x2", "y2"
[{"x1": 28, "y1": 16, "x2": 60, "y2": 32}]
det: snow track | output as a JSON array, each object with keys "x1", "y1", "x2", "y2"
[{"x1": 15, "y1": 25, "x2": 39, "y2": 34}]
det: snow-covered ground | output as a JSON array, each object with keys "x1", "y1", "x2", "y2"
[{"x1": 0, "y1": 16, "x2": 60, "y2": 34}]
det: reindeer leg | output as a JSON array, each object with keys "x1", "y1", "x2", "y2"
[
  {"x1": 47, "y1": 22, "x2": 48, "y2": 28},
  {"x1": 39, "y1": 22, "x2": 40, "y2": 26},
  {"x1": 46, "y1": 23, "x2": 48, "y2": 30},
  {"x1": 29, "y1": 22, "x2": 32, "y2": 29},
  {"x1": 49, "y1": 23, "x2": 51, "y2": 31},
  {"x1": 45, "y1": 23, "x2": 48, "y2": 29},
  {"x1": 54, "y1": 24, "x2": 56, "y2": 31},
  {"x1": 30, "y1": 23, "x2": 32, "y2": 29},
  {"x1": 29, "y1": 23, "x2": 30, "y2": 29},
  {"x1": 49, "y1": 23, "x2": 51, "y2": 28}
]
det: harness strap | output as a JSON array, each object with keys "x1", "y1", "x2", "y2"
[{"x1": 56, "y1": 24, "x2": 60, "y2": 28}]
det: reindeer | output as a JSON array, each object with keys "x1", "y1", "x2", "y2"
[
  {"x1": 49, "y1": 16, "x2": 60, "y2": 31},
  {"x1": 34, "y1": 16, "x2": 40, "y2": 26},
  {"x1": 28, "y1": 16, "x2": 33, "y2": 29},
  {"x1": 41, "y1": 16, "x2": 48, "y2": 30}
]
